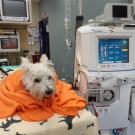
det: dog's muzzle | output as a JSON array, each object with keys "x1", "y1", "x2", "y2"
[{"x1": 45, "y1": 88, "x2": 53, "y2": 95}]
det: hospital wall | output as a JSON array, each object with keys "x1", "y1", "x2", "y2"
[
  {"x1": 32, "y1": 2, "x2": 40, "y2": 27},
  {"x1": 39, "y1": 0, "x2": 129, "y2": 83}
]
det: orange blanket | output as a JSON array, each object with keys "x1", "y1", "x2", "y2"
[{"x1": 0, "y1": 69, "x2": 86, "y2": 121}]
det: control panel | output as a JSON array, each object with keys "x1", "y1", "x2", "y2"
[{"x1": 98, "y1": 38, "x2": 129, "y2": 64}]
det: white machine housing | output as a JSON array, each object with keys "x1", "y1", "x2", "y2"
[
  {"x1": 76, "y1": 25, "x2": 135, "y2": 72},
  {"x1": 75, "y1": 25, "x2": 135, "y2": 131},
  {"x1": 96, "y1": 3, "x2": 135, "y2": 22}
]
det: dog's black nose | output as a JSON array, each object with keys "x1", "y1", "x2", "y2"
[{"x1": 45, "y1": 89, "x2": 53, "y2": 95}]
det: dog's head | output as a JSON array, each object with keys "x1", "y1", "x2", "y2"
[{"x1": 21, "y1": 55, "x2": 57, "y2": 100}]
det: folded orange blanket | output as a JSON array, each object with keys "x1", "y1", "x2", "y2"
[{"x1": 0, "y1": 69, "x2": 86, "y2": 121}]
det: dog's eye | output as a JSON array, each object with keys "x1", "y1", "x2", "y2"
[
  {"x1": 34, "y1": 78, "x2": 41, "y2": 83},
  {"x1": 48, "y1": 76, "x2": 52, "y2": 80}
]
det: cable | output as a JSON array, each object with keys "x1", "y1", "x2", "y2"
[
  {"x1": 64, "y1": 0, "x2": 72, "y2": 49},
  {"x1": 73, "y1": 70, "x2": 81, "y2": 90},
  {"x1": 91, "y1": 102, "x2": 99, "y2": 117}
]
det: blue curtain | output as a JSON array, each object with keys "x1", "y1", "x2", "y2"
[{"x1": 39, "y1": 18, "x2": 50, "y2": 58}]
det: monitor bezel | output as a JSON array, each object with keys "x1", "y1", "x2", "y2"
[
  {"x1": 0, "y1": 34, "x2": 20, "y2": 52},
  {"x1": 0, "y1": 0, "x2": 29, "y2": 22}
]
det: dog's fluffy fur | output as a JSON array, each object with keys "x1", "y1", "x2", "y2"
[{"x1": 21, "y1": 55, "x2": 57, "y2": 100}]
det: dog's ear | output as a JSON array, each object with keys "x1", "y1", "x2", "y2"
[
  {"x1": 40, "y1": 54, "x2": 54, "y2": 67},
  {"x1": 20, "y1": 57, "x2": 31, "y2": 71}
]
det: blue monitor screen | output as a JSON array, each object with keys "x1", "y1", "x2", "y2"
[{"x1": 98, "y1": 38, "x2": 129, "y2": 64}]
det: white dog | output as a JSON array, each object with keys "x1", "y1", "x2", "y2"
[{"x1": 21, "y1": 55, "x2": 57, "y2": 100}]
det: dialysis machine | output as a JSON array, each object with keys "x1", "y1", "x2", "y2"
[{"x1": 74, "y1": 3, "x2": 135, "y2": 135}]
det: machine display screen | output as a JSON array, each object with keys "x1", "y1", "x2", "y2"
[
  {"x1": 2, "y1": 0, "x2": 27, "y2": 17},
  {"x1": 98, "y1": 38, "x2": 129, "y2": 64},
  {"x1": 113, "y1": 5, "x2": 127, "y2": 18},
  {"x1": 1, "y1": 38, "x2": 18, "y2": 49}
]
